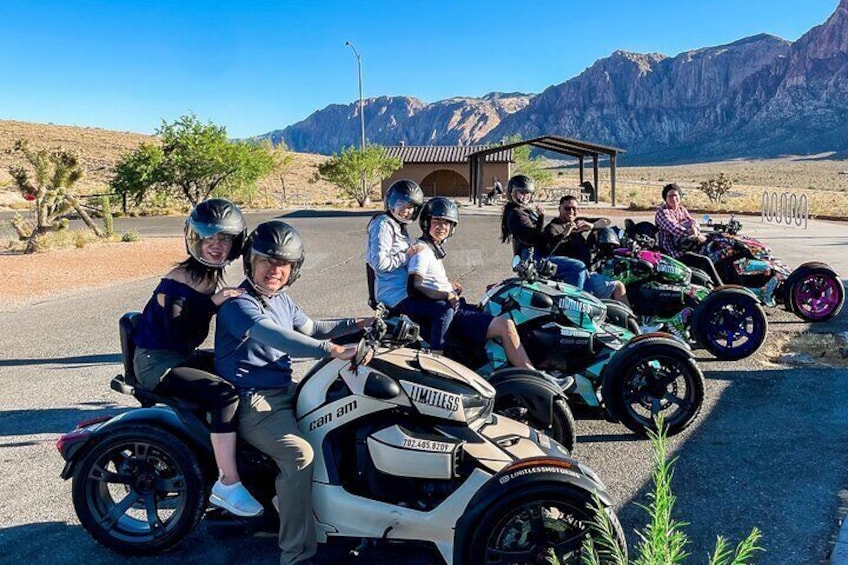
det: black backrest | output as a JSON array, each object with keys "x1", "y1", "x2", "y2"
[
  {"x1": 119, "y1": 312, "x2": 141, "y2": 386},
  {"x1": 366, "y1": 263, "x2": 378, "y2": 310}
]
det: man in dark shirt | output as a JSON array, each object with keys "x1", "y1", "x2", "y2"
[{"x1": 542, "y1": 195, "x2": 630, "y2": 306}]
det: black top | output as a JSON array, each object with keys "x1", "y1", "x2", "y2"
[
  {"x1": 542, "y1": 217, "x2": 596, "y2": 265},
  {"x1": 504, "y1": 202, "x2": 544, "y2": 257}
]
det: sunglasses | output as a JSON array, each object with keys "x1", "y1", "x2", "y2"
[{"x1": 561, "y1": 206, "x2": 578, "y2": 211}]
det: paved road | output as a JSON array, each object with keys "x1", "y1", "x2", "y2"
[{"x1": 0, "y1": 209, "x2": 846, "y2": 564}]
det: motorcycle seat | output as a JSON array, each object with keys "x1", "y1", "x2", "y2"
[{"x1": 117, "y1": 311, "x2": 204, "y2": 412}]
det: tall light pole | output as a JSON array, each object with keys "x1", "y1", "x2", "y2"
[{"x1": 344, "y1": 41, "x2": 366, "y2": 153}]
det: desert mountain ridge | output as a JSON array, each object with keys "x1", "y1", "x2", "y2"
[{"x1": 259, "y1": 0, "x2": 848, "y2": 164}]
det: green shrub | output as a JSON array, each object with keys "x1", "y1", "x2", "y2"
[
  {"x1": 121, "y1": 230, "x2": 140, "y2": 242},
  {"x1": 582, "y1": 419, "x2": 763, "y2": 565}
]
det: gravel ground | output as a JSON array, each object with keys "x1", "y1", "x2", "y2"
[{"x1": 0, "y1": 238, "x2": 183, "y2": 308}]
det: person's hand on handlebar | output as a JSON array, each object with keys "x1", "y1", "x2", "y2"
[
  {"x1": 330, "y1": 343, "x2": 358, "y2": 361},
  {"x1": 354, "y1": 317, "x2": 376, "y2": 330}
]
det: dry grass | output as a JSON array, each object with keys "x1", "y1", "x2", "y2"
[
  {"x1": 759, "y1": 332, "x2": 848, "y2": 368},
  {"x1": 548, "y1": 154, "x2": 848, "y2": 218}
]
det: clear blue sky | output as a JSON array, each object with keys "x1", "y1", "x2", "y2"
[{"x1": 0, "y1": 0, "x2": 840, "y2": 138}]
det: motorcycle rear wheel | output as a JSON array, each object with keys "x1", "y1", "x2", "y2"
[
  {"x1": 71, "y1": 425, "x2": 206, "y2": 555},
  {"x1": 606, "y1": 342, "x2": 704, "y2": 436},
  {"x1": 789, "y1": 266, "x2": 845, "y2": 322},
  {"x1": 468, "y1": 483, "x2": 626, "y2": 565}
]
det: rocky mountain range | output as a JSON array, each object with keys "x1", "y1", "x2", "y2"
[{"x1": 259, "y1": 0, "x2": 848, "y2": 164}]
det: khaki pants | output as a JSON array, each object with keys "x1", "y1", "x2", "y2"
[{"x1": 238, "y1": 387, "x2": 315, "y2": 565}]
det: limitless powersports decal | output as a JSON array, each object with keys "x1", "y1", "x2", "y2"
[
  {"x1": 499, "y1": 465, "x2": 581, "y2": 485},
  {"x1": 400, "y1": 381, "x2": 464, "y2": 421}
]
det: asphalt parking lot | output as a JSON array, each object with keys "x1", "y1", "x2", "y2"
[{"x1": 0, "y1": 207, "x2": 846, "y2": 564}]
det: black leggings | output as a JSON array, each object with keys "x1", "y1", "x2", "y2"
[{"x1": 156, "y1": 365, "x2": 240, "y2": 434}]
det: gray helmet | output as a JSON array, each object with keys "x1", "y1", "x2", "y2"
[
  {"x1": 419, "y1": 197, "x2": 459, "y2": 239},
  {"x1": 184, "y1": 198, "x2": 246, "y2": 267},
  {"x1": 243, "y1": 220, "x2": 305, "y2": 293},
  {"x1": 507, "y1": 174, "x2": 535, "y2": 204},
  {"x1": 385, "y1": 179, "x2": 424, "y2": 223}
]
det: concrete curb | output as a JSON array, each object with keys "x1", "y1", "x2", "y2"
[{"x1": 831, "y1": 513, "x2": 848, "y2": 564}]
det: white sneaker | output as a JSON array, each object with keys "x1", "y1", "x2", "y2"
[
  {"x1": 640, "y1": 322, "x2": 664, "y2": 334},
  {"x1": 272, "y1": 495, "x2": 279, "y2": 513},
  {"x1": 209, "y1": 479, "x2": 263, "y2": 517}
]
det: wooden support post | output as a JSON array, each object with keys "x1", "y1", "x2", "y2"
[
  {"x1": 592, "y1": 154, "x2": 599, "y2": 204},
  {"x1": 579, "y1": 156, "x2": 584, "y2": 185},
  {"x1": 610, "y1": 153, "x2": 617, "y2": 207}
]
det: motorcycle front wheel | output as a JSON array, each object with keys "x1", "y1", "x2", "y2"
[
  {"x1": 71, "y1": 425, "x2": 207, "y2": 555},
  {"x1": 605, "y1": 342, "x2": 704, "y2": 436},
  {"x1": 467, "y1": 483, "x2": 626, "y2": 565},
  {"x1": 693, "y1": 288, "x2": 767, "y2": 361}
]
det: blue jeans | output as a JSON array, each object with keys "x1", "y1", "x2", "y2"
[
  {"x1": 397, "y1": 297, "x2": 454, "y2": 350},
  {"x1": 546, "y1": 256, "x2": 588, "y2": 290}
]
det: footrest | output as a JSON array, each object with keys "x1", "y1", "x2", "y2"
[{"x1": 111, "y1": 375, "x2": 135, "y2": 396}]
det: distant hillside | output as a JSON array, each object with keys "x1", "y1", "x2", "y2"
[
  {"x1": 264, "y1": 0, "x2": 848, "y2": 164},
  {"x1": 256, "y1": 92, "x2": 534, "y2": 155},
  {"x1": 0, "y1": 120, "x2": 335, "y2": 209}
]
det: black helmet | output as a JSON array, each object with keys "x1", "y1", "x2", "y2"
[
  {"x1": 184, "y1": 198, "x2": 247, "y2": 267},
  {"x1": 419, "y1": 197, "x2": 459, "y2": 239},
  {"x1": 595, "y1": 227, "x2": 621, "y2": 247},
  {"x1": 385, "y1": 179, "x2": 424, "y2": 224},
  {"x1": 243, "y1": 220, "x2": 305, "y2": 294},
  {"x1": 507, "y1": 174, "x2": 535, "y2": 204}
]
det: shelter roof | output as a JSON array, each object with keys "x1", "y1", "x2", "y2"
[
  {"x1": 384, "y1": 145, "x2": 513, "y2": 164},
  {"x1": 467, "y1": 135, "x2": 625, "y2": 160}
]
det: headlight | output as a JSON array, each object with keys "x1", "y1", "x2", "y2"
[{"x1": 461, "y1": 391, "x2": 494, "y2": 423}]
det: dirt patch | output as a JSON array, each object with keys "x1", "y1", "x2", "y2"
[
  {"x1": 0, "y1": 238, "x2": 183, "y2": 308},
  {"x1": 760, "y1": 332, "x2": 848, "y2": 368}
]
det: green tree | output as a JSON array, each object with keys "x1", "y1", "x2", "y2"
[
  {"x1": 7, "y1": 139, "x2": 103, "y2": 253},
  {"x1": 504, "y1": 134, "x2": 554, "y2": 189},
  {"x1": 110, "y1": 114, "x2": 274, "y2": 207},
  {"x1": 316, "y1": 145, "x2": 401, "y2": 207},
  {"x1": 697, "y1": 172, "x2": 733, "y2": 205}
]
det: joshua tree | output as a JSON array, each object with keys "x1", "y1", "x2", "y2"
[{"x1": 8, "y1": 139, "x2": 103, "y2": 253}]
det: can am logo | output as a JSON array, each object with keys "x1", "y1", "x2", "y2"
[{"x1": 558, "y1": 297, "x2": 592, "y2": 314}]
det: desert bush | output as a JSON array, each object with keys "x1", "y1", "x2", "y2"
[
  {"x1": 582, "y1": 419, "x2": 763, "y2": 565},
  {"x1": 121, "y1": 230, "x2": 140, "y2": 242},
  {"x1": 697, "y1": 172, "x2": 733, "y2": 205}
]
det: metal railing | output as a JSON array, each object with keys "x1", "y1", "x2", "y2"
[{"x1": 761, "y1": 190, "x2": 808, "y2": 229}]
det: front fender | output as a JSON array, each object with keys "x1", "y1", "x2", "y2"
[
  {"x1": 454, "y1": 457, "x2": 613, "y2": 565},
  {"x1": 59, "y1": 406, "x2": 214, "y2": 480},
  {"x1": 488, "y1": 368, "x2": 563, "y2": 429}
]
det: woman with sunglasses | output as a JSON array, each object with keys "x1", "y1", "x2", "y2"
[{"x1": 133, "y1": 198, "x2": 262, "y2": 518}]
